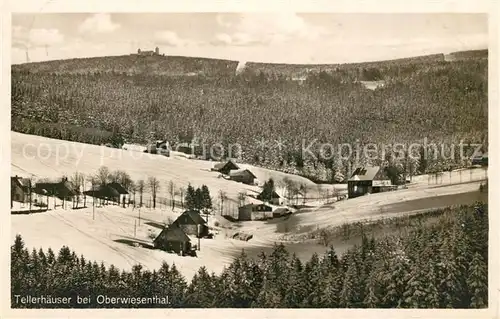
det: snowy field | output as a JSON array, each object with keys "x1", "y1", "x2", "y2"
[{"x1": 10, "y1": 132, "x2": 487, "y2": 279}]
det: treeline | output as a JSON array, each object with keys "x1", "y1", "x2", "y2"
[
  {"x1": 11, "y1": 57, "x2": 487, "y2": 182},
  {"x1": 12, "y1": 202, "x2": 488, "y2": 308}
]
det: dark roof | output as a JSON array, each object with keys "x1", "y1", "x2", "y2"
[
  {"x1": 229, "y1": 169, "x2": 257, "y2": 179},
  {"x1": 154, "y1": 225, "x2": 191, "y2": 243},
  {"x1": 213, "y1": 160, "x2": 239, "y2": 171},
  {"x1": 175, "y1": 210, "x2": 207, "y2": 225},
  {"x1": 108, "y1": 182, "x2": 129, "y2": 195},
  {"x1": 349, "y1": 166, "x2": 389, "y2": 181},
  {"x1": 83, "y1": 184, "x2": 119, "y2": 197},
  {"x1": 35, "y1": 180, "x2": 77, "y2": 197}
]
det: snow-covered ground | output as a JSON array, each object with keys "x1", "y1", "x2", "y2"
[{"x1": 10, "y1": 132, "x2": 487, "y2": 279}]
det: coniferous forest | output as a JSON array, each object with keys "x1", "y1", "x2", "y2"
[
  {"x1": 11, "y1": 202, "x2": 488, "y2": 308},
  {"x1": 11, "y1": 53, "x2": 488, "y2": 182}
]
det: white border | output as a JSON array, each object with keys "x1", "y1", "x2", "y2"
[{"x1": 1, "y1": 1, "x2": 498, "y2": 318}]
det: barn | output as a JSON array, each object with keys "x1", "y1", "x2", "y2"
[
  {"x1": 211, "y1": 159, "x2": 240, "y2": 175},
  {"x1": 347, "y1": 166, "x2": 393, "y2": 199},
  {"x1": 229, "y1": 169, "x2": 257, "y2": 185},
  {"x1": 238, "y1": 203, "x2": 273, "y2": 221},
  {"x1": 171, "y1": 210, "x2": 209, "y2": 238},
  {"x1": 153, "y1": 225, "x2": 192, "y2": 255}
]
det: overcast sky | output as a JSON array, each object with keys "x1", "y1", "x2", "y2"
[{"x1": 11, "y1": 13, "x2": 488, "y2": 64}]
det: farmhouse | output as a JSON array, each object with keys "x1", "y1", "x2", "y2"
[
  {"x1": 347, "y1": 166, "x2": 393, "y2": 199},
  {"x1": 211, "y1": 159, "x2": 240, "y2": 175},
  {"x1": 257, "y1": 189, "x2": 282, "y2": 205},
  {"x1": 11, "y1": 175, "x2": 31, "y2": 207},
  {"x1": 153, "y1": 225, "x2": 192, "y2": 255},
  {"x1": 34, "y1": 177, "x2": 77, "y2": 200},
  {"x1": 238, "y1": 203, "x2": 273, "y2": 221},
  {"x1": 83, "y1": 182, "x2": 129, "y2": 205},
  {"x1": 171, "y1": 210, "x2": 209, "y2": 238},
  {"x1": 229, "y1": 169, "x2": 257, "y2": 185}
]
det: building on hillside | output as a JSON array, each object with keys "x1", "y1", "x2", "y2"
[
  {"x1": 11, "y1": 175, "x2": 31, "y2": 207},
  {"x1": 211, "y1": 159, "x2": 240, "y2": 175},
  {"x1": 347, "y1": 166, "x2": 393, "y2": 199},
  {"x1": 257, "y1": 189, "x2": 282, "y2": 205},
  {"x1": 171, "y1": 210, "x2": 209, "y2": 238},
  {"x1": 83, "y1": 182, "x2": 129, "y2": 205},
  {"x1": 134, "y1": 47, "x2": 160, "y2": 56},
  {"x1": 229, "y1": 169, "x2": 257, "y2": 185},
  {"x1": 238, "y1": 203, "x2": 273, "y2": 221},
  {"x1": 153, "y1": 225, "x2": 192, "y2": 254},
  {"x1": 107, "y1": 182, "x2": 130, "y2": 205},
  {"x1": 34, "y1": 177, "x2": 77, "y2": 200},
  {"x1": 272, "y1": 207, "x2": 292, "y2": 218}
]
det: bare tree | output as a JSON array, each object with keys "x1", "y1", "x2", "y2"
[
  {"x1": 168, "y1": 180, "x2": 175, "y2": 210},
  {"x1": 129, "y1": 180, "x2": 136, "y2": 208},
  {"x1": 218, "y1": 190, "x2": 227, "y2": 215},
  {"x1": 148, "y1": 176, "x2": 160, "y2": 209},
  {"x1": 237, "y1": 191, "x2": 246, "y2": 207},
  {"x1": 137, "y1": 179, "x2": 145, "y2": 207},
  {"x1": 300, "y1": 183, "x2": 308, "y2": 205},
  {"x1": 70, "y1": 172, "x2": 85, "y2": 209},
  {"x1": 179, "y1": 186, "x2": 186, "y2": 209},
  {"x1": 97, "y1": 166, "x2": 110, "y2": 186}
]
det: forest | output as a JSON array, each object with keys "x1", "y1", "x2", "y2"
[
  {"x1": 11, "y1": 53, "x2": 488, "y2": 182},
  {"x1": 11, "y1": 202, "x2": 488, "y2": 308}
]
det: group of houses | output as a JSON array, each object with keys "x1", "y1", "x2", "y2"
[
  {"x1": 153, "y1": 210, "x2": 210, "y2": 256},
  {"x1": 11, "y1": 175, "x2": 131, "y2": 211},
  {"x1": 211, "y1": 159, "x2": 257, "y2": 185}
]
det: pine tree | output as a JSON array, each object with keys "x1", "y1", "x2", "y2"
[
  {"x1": 185, "y1": 184, "x2": 196, "y2": 210},
  {"x1": 466, "y1": 252, "x2": 488, "y2": 308},
  {"x1": 200, "y1": 185, "x2": 212, "y2": 216}
]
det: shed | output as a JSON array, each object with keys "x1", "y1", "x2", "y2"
[
  {"x1": 347, "y1": 166, "x2": 393, "y2": 199},
  {"x1": 171, "y1": 210, "x2": 209, "y2": 238},
  {"x1": 153, "y1": 225, "x2": 192, "y2": 254}
]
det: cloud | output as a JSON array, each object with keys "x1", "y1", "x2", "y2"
[
  {"x1": 12, "y1": 26, "x2": 64, "y2": 48},
  {"x1": 78, "y1": 13, "x2": 120, "y2": 34},
  {"x1": 154, "y1": 30, "x2": 198, "y2": 47},
  {"x1": 214, "y1": 13, "x2": 326, "y2": 46}
]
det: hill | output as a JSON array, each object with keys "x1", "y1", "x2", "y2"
[
  {"x1": 10, "y1": 132, "x2": 487, "y2": 281},
  {"x1": 11, "y1": 49, "x2": 488, "y2": 183}
]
